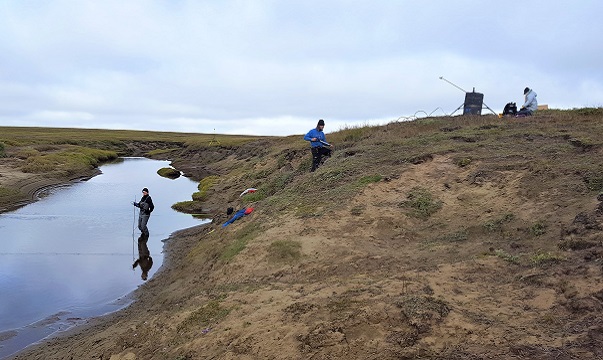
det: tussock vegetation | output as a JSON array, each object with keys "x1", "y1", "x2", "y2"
[
  {"x1": 21, "y1": 147, "x2": 118, "y2": 175},
  {"x1": 0, "y1": 126, "x2": 259, "y2": 149},
  {"x1": 220, "y1": 223, "x2": 260, "y2": 262},
  {"x1": 170, "y1": 201, "x2": 205, "y2": 214},
  {"x1": 267, "y1": 240, "x2": 302, "y2": 263},
  {"x1": 494, "y1": 249, "x2": 520, "y2": 264},
  {"x1": 194, "y1": 175, "x2": 220, "y2": 201},
  {"x1": 157, "y1": 167, "x2": 181, "y2": 179},
  {"x1": 172, "y1": 175, "x2": 220, "y2": 213},
  {"x1": 399, "y1": 186, "x2": 443, "y2": 219},
  {"x1": 530, "y1": 251, "x2": 564, "y2": 266},
  {"x1": 177, "y1": 300, "x2": 231, "y2": 333},
  {"x1": 0, "y1": 127, "x2": 262, "y2": 166}
]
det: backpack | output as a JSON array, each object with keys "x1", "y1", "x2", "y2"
[{"x1": 503, "y1": 102, "x2": 517, "y2": 116}]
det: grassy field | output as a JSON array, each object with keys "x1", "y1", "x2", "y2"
[{"x1": 0, "y1": 126, "x2": 261, "y2": 147}]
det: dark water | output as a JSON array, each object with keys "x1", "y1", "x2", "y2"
[{"x1": 0, "y1": 157, "x2": 207, "y2": 359}]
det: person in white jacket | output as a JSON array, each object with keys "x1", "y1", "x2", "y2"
[{"x1": 517, "y1": 87, "x2": 538, "y2": 116}]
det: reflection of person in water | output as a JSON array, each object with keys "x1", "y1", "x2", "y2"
[{"x1": 133, "y1": 233, "x2": 153, "y2": 280}]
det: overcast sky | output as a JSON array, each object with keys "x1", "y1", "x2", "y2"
[{"x1": 1, "y1": 1, "x2": 601, "y2": 136}]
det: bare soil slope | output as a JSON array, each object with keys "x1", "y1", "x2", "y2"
[{"x1": 8, "y1": 110, "x2": 603, "y2": 359}]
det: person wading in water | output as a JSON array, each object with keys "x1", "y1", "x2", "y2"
[{"x1": 132, "y1": 187, "x2": 154, "y2": 236}]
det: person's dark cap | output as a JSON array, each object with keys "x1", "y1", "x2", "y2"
[
  {"x1": 524, "y1": 87, "x2": 530, "y2": 95},
  {"x1": 142, "y1": 188, "x2": 149, "y2": 193},
  {"x1": 317, "y1": 119, "x2": 325, "y2": 126}
]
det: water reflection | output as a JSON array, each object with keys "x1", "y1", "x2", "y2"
[{"x1": 133, "y1": 234, "x2": 153, "y2": 281}]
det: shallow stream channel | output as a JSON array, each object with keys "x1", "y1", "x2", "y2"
[{"x1": 0, "y1": 157, "x2": 207, "y2": 359}]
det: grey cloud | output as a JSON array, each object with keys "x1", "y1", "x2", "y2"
[{"x1": 0, "y1": 1, "x2": 601, "y2": 136}]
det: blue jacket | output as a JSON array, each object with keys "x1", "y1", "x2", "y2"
[
  {"x1": 304, "y1": 128, "x2": 327, "y2": 148},
  {"x1": 222, "y1": 208, "x2": 247, "y2": 227}
]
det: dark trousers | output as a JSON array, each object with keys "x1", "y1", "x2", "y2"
[
  {"x1": 311, "y1": 146, "x2": 332, "y2": 172},
  {"x1": 138, "y1": 214, "x2": 150, "y2": 236},
  {"x1": 516, "y1": 108, "x2": 533, "y2": 117}
]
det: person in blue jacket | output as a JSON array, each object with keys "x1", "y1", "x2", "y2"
[{"x1": 304, "y1": 119, "x2": 333, "y2": 172}]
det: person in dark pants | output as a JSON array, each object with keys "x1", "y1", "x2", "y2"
[
  {"x1": 133, "y1": 233, "x2": 153, "y2": 281},
  {"x1": 304, "y1": 119, "x2": 334, "y2": 172},
  {"x1": 132, "y1": 187, "x2": 154, "y2": 236}
]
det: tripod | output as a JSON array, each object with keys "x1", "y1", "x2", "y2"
[
  {"x1": 450, "y1": 98, "x2": 497, "y2": 116},
  {"x1": 208, "y1": 128, "x2": 221, "y2": 146},
  {"x1": 440, "y1": 77, "x2": 497, "y2": 116}
]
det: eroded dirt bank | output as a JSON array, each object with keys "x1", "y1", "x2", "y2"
[
  {"x1": 0, "y1": 160, "x2": 100, "y2": 213},
  {"x1": 6, "y1": 112, "x2": 603, "y2": 359}
]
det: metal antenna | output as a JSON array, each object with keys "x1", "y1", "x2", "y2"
[{"x1": 439, "y1": 76, "x2": 467, "y2": 93}]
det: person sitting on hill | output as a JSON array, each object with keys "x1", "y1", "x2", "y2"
[{"x1": 516, "y1": 87, "x2": 538, "y2": 117}]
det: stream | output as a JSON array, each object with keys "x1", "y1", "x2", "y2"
[{"x1": 0, "y1": 157, "x2": 207, "y2": 359}]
